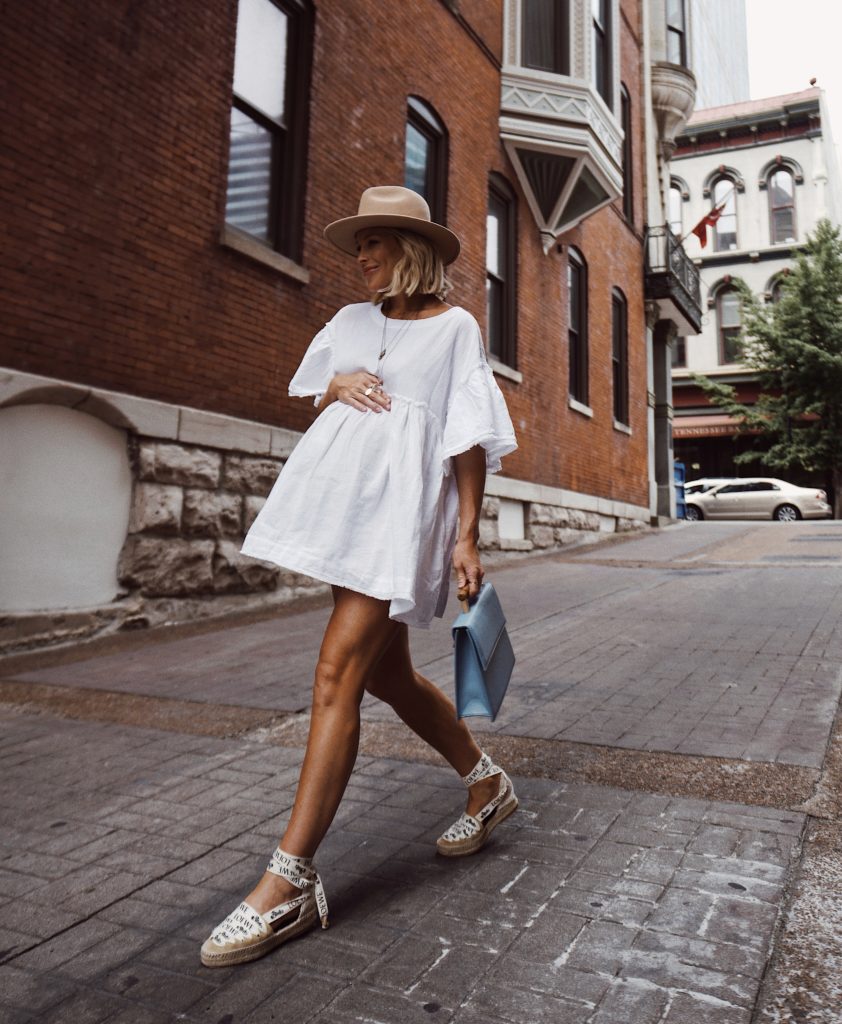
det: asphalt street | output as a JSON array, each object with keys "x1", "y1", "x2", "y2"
[{"x1": 1, "y1": 520, "x2": 842, "y2": 1023}]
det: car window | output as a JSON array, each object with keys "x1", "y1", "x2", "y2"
[
  {"x1": 717, "y1": 483, "x2": 748, "y2": 493},
  {"x1": 752, "y1": 482, "x2": 779, "y2": 491}
]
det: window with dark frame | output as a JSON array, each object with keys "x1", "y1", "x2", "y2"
[
  {"x1": 671, "y1": 336, "x2": 687, "y2": 367},
  {"x1": 768, "y1": 168, "x2": 796, "y2": 244},
  {"x1": 668, "y1": 181, "x2": 683, "y2": 236},
  {"x1": 592, "y1": 0, "x2": 612, "y2": 108},
  {"x1": 611, "y1": 289, "x2": 629, "y2": 425},
  {"x1": 620, "y1": 85, "x2": 633, "y2": 222},
  {"x1": 405, "y1": 97, "x2": 448, "y2": 225},
  {"x1": 521, "y1": 0, "x2": 570, "y2": 74},
  {"x1": 769, "y1": 276, "x2": 786, "y2": 303},
  {"x1": 712, "y1": 176, "x2": 738, "y2": 251},
  {"x1": 486, "y1": 175, "x2": 518, "y2": 369},
  {"x1": 225, "y1": 0, "x2": 313, "y2": 261},
  {"x1": 568, "y1": 248, "x2": 589, "y2": 406},
  {"x1": 666, "y1": 0, "x2": 687, "y2": 66},
  {"x1": 717, "y1": 287, "x2": 742, "y2": 364}
]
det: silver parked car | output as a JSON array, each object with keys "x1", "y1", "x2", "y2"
[
  {"x1": 684, "y1": 477, "x2": 735, "y2": 496},
  {"x1": 685, "y1": 478, "x2": 832, "y2": 522}
]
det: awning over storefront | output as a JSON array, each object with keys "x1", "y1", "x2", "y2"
[{"x1": 673, "y1": 414, "x2": 741, "y2": 439}]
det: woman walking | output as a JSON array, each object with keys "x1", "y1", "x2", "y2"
[{"x1": 201, "y1": 186, "x2": 518, "y2": 967}]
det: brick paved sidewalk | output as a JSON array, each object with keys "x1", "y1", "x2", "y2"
[
  {"x1": 3, "y1": 522, "x2": 842, "y2": 1022},
  {"x1": 0, "y1": 711, "x2": 803, "y2": 1024}
]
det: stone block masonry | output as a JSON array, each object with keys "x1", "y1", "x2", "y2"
[
  {"x1": 119, "y1": 441, "x2": 287, "y2": 600},
  {"x1": 121, "y1": 437, "x2": 641, "y2": 606}
]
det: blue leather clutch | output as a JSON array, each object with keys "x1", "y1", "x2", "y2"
[{"x1": 452, "y1": 582, "x2": 515, "y2": 721}]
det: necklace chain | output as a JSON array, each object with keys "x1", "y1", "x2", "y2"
[{"x1": 375, "y1": 302, "x2": 423, "y2": 375}]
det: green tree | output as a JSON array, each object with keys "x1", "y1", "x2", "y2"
[{"x1": 693, "y1": 218, "x2": 842, "y2": 517}]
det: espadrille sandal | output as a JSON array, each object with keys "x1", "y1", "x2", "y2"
[
  {"x1": 200, "y1": 847, "x2": 329, "y2": 968},
  {"x1": 436, "y1": 753, "x2": 518, "y2": 857}
]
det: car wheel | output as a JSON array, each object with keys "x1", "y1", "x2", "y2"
[
  {"x1": 685, "y1": 505, "x2": 703, "y2": 522},
  {"x1": 774, "y1": 503, "x2": 801, "y2": 522}
]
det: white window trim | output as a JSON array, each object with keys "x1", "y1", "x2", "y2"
[
  {"x1": 489, "y1": 357, "x2": 523, "y2": 383},
  {"x1": 221, "y1": 225, "x2": 310, "y2": 285},
  {"x1": 569, "y1": 396, "x2": 594, "y2": 418}
]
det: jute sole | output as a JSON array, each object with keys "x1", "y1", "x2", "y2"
[
  {"x1": 200, "y1": 909, "x2": 317, "y2": 968},
  {"x1": 436, "y1": 795, "x2": 519, "y2": 858}
]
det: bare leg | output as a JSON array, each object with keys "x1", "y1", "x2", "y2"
[
  {"x1": 247, "y1": 586, "x2": 398, "y2": 913},
  {"x1": 366, "y1": 625, "x2": 501, "y2": 816}
]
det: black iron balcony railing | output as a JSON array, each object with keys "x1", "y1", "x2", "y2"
[{"x1": 644, "y1": 225, "x2": 703, "y2": 333}]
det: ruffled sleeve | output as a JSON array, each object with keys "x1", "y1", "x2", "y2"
[
  {"x1": 441, "y1": 326, "x2": 517, "y2": 475},
  {"x1": 288, "y1": 320, "x2": 335, "y2": 407}
]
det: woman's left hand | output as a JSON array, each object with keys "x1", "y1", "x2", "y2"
[{"x1": 453, "y1": 539, "x2": 484, "y2": 600}]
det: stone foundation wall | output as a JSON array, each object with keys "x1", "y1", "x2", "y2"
[
  {"x1": 114, "y1": 438, "x2": 328, "y2": 627},
  {"x1": 118, "y1": 447, "x2": 647, "y2": 614},
  {"x1": 478, "y1": 497, "x2": 645, "y2": 553},
  {"x1": 1, "y1": 426, "x2": 646, "y2": 653}
]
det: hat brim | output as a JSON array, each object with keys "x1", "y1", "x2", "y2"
[{"x1": 323, "y1": 214, "x2": 461, "y2": 265}]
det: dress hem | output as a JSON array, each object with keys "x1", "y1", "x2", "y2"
[{"x1": 240, "y1": 539, "x2": 439, "y2": 628}]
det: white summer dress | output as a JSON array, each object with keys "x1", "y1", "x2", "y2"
[{"x1": 241, "y1": 302, "x2": 517, "y2": 628}]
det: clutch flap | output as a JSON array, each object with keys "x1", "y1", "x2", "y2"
[{"x1": 451, "y1": 583, "x2": 507, "y2": 671}]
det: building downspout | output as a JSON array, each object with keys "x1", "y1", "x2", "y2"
[{"x1": 642, "y1": 0, "x2": 659, "y2": 523}]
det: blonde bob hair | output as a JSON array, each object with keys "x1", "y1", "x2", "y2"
[{"x1": 373, "y1": 229, "x2": 452, "y2": 303}]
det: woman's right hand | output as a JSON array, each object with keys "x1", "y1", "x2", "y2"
[{"x1": 329, "y1": 372, "x2": 391, "y2": 413}]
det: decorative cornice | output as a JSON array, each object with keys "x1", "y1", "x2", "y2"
[{"x1": 501, "y1": 73, "x2": 623, "y2": 164}]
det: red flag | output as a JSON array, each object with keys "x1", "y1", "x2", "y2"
[{"x1": 690, "y1": 201, "x2": 726, "y2": 249}]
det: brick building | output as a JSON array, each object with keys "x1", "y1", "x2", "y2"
[{"x1": 1, "y1": 1, "x2": 694, "y2": 644}]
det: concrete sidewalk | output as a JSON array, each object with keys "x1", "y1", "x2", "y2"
[{"x1": 1, "y1": 521, "x2": 842, "y2": 1023}]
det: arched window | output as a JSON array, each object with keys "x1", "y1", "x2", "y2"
[
  {"x1": 668, "y1": 181, "x2": 683, "y2": 236},
  {"x1": 568, "y1": 248, "x2": 589, "y2": 405},
  {"x1": 405, "y1": 97, "x2": 448, "y2": 224},
  {"x1": 592, "y1": 0, "x2": 612, "y2": 108},
  {"x1": 666, "y1": 0, "x2": 687, "y2": 66},
  {"x1": 620, "y1": 84, "x2": 633, "y2": 222},
  {"x1": 486, "y1": 174, "x2": 518, "y2": 368},
  {"x1": 521, "y1": 0, "x2": 570, "y2": 74},
  {"x1": 712, "y1": 176, "x2": 738, "y2": 252},
  {"x1": 611, "y1": 288, "x2": 629, "y2": 425},
  {"x1": 768, "y1": 168, "x2": 796, "y2": 244},
  {"x1": 717, "y1": 286, "x2": 742, "y2": 364},
  {"x1": 766, "y1": 272, "x2": 790, "y2": 303}
]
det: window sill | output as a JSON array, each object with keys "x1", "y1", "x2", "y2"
[
  {"x1": 613, "y1": 419, "x2": 632, "y2": 435},
  {"x1": 488, "y1": 357, "x2": 523, "y2": 384},
  {"x1": 568, "y1": 397, "x2": 593, "y2": 418},
  {"x1": 221, "y1": 225, "x2": 310, "y2": 284}
]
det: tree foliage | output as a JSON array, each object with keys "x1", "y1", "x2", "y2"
[{"x1": 693, "y1": 218, "x2": 842, "y2": 515}]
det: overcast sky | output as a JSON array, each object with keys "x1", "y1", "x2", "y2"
[{"x1": 746, "y1": 0, "x2": 842, "y2": 165}]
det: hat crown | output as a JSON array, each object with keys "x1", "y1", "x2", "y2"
[
  {"x1": 323, "y1": 183, "x2": 461, "y2": 264},
  {"x1": 357, "y1": 185, "x2": 431, "y2": 223}
]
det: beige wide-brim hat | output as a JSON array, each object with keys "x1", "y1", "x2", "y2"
[{"x1": 324, "y1": 185, "x2": 461, "y2": 265}]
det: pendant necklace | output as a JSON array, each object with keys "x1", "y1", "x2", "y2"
[{"x1": 375, "y1": 303, "x2": 417, "y2": 376}]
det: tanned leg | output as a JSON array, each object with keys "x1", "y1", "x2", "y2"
[
  {"x1": 246, "y1": 587, "x2": 399, "y2": 913},
  {"x1": 366, "y1": 625, "x2": 501, "y2": 816}
]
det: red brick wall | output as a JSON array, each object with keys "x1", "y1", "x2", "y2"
[
  {"x1": 493, "y1": 0, "x2": 648, "y2": 506},
  {"x1": 1, "y1": 0, "x2": 649, "y2": 509}
]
